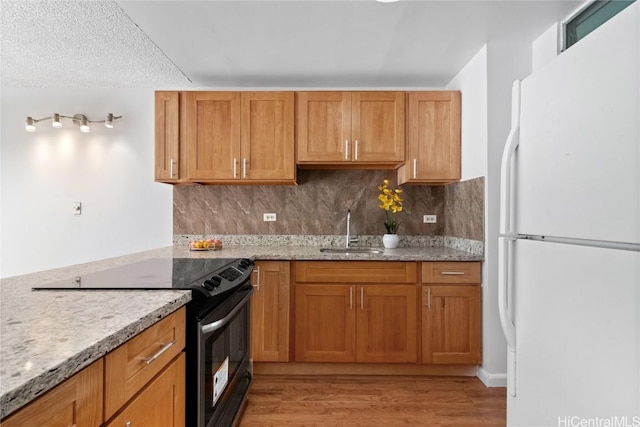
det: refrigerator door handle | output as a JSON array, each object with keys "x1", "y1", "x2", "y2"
[
  {"x1": 498, "y1": 80, "x2": 521, "y2": 398},
  {"x1": 499, "y1": 236, "x2": 517, "y2": 397},
  {"x1": 500, "y1": 80, "x2": 521, "y2": 236}
]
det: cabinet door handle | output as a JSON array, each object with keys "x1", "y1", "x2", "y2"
[
  {"x1": 360, "y1": 287, "x2": 364, "y2": 310},
  {"x1": 349, "y1": 287, "x2": 353, "y2": 310},
  {"x1": 144, "y1": 340, "x2": 176, "y2": 365},
  {"x1": 125, "y1": 422, "x2": 131, "y2": 427},
  {"x1": 242, "y1": 158, "x2": 247, "y2": 178},
  {"x1": 355, "y1": 140, "x2": 359, "y2": 160},
  {"x1": 253, "y1": 266, "x2": 260, "y2": 291},
  {"x1": 413, "y1": 159, "x2": 417, "y2": 179},
  {"x1": 427, "y1": 287, "x2": 431, "y2": 311},
  {"x1": 169, "y1": 158, "x2": 175, "y2": 178},
  {"x1": 441, "y1": 271, "x2": 465, "y2": 275},
  {"x1": 345, "y1": 140, "x2": 350, "y2": 160},
  {"x1": 233, "y1": 158, "x2": 238, "y2": 178}
]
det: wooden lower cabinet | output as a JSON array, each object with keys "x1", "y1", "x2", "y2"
[
  {"x1": 251, "y1": 261, "x2": 291, "y2": 362},
  {"x1": 421, "y1": 285, "x2": 481, "y2": 364},
  {"x1": 1, "y1": 308, "x2": 187, "y2": 427},
  {"x1": 294, "y1": 284, "x2": 417, "y2": 363},
  {"x1": 421, "y1": 262, "x2": 482, "y2": 364},
  {"x1": 295, "y1": 284, "x2": 356, "y2": 362},
  {"x1": 105, "y1": 353, "x2": 185, "y2": 427},
  {"x1": 357, "y1": 285, "x2": 417, "y2": 363},
  {"x1": 0, "y1": 359, "x2": 103, "y2": 427}
]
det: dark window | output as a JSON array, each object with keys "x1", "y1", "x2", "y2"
[{"x1": 563, "y1": 0, "x2": 636, "y2": 50}]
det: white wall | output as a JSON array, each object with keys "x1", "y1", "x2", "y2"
[
  {"x1": 446, "y1": 45, "x2": 489, "y2": 181},
  {"x1": 447, "y1": 42, "x2": 532, "y2": 386},
  {"x1": 532, "y1": 23, "x2": 560, "y2": 72},
  {"x1": 0, "y1": 88, "x2": 173, "y2": 278}
]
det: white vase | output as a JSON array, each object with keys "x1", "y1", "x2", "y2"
[{"x1": 382, "y1": 234, "x2": 399, "y2": 249}]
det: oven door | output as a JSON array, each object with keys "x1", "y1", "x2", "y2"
[{"x1": 197, "y1": 285, "x2": 253, "y2": 427}]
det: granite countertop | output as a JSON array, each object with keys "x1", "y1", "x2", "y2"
[
  {"x1": 0, "y1": 242, "x2": 482, "y2": 419},
  {"x1": 172, "y1": 244, "x2": 484, "y2": 262},
  {"x1": 0, "y1": 247, "x2": 188, "y2": 420}
]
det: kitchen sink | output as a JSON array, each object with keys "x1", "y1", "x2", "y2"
[{"x1": 319, "y1": 247, "x2": 384, "y2": 254}]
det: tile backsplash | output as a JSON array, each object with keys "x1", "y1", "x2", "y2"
[{"x1": 173, "y1": 170, "x2": 483, "y2": 242}]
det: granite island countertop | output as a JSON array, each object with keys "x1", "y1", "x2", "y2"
[{"x1": 0, "y1": 242, "x2": 482, "y2": 419}]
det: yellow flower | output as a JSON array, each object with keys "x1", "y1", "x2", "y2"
[{"x1": 377, "y1": 179, "x2": 404, "y2": 234}]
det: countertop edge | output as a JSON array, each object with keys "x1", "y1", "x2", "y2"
[{"x1": 0, "y1": 292, "x2": 191, "y2": 420}]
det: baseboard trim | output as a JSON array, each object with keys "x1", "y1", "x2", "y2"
[
  {"x1": 254, "y1": 362, "x2": 478, "y2": 377},
  {"x1": 477, "y1": 367, "x2": 507, "y2": 387}
]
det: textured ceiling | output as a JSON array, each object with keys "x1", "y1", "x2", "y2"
[
  {"x1": 0, "y1": 0, "x2": 190, "y2": 88},
  {"x1": 1, "y1": 0, "x2": 584, "y2": 89}
]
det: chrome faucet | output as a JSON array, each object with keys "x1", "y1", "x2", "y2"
[{"x1": 346, "y1": 209, "x2": 359, "y2": 248}]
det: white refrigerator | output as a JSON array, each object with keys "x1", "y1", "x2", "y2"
[{"x1": 499, "y1": 3, "x2": 639, "y2": 426}]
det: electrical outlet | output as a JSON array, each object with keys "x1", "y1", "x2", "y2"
[
  {"x1": 263, "y1": 213, "x2": 277, "y2": 222},
  {"x1": 423, "y1": 214, "x2": 437, "y2": 223},
  {"x1": 73, "y1": 202, "x2": 82, "y2": 215}
]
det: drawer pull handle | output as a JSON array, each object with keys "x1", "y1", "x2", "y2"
[
  {"x1": 144, "y1": 339, "x2": 176, "y2": 365},
  {"x1": 441, "y1": 271, "x2": 465, "y2": 275}
]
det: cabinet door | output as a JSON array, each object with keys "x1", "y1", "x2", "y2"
[
  {"x1": 422, "y1": 285, "x2": 481, "y2": 364},
  {"x1": 155, "y1": 91, "x2": 181, "y2": 182},
  {"x1": 251, "y1": 261, "x2": 291, "y2": 362},
  {"x1": 398, "y1": 91, "x2": 461, "y2": 184},
  {"x1": 296, "y1": 92, "x2": 352, "y2": 162},
  {"x1": 105, "y1": 354, "x2": 185, "y2": 427},
  {"x1": 356, "y1": 285, "x2": 417, "y2": 363},
  {"x1": 105, "y1": 308, "x2": 186, "y2": 419},
  {"x1": 186, "y1": 92, "x2": 241, "y2": 181},
  {"x1": 241, "y1": 92, "x2": 295, "y2": 182},
  {"x1": 1, "y1": 359, "x2": 103, "y2": 427},
  {"x1": 294, "y1": 284, "x2": 356, "y2": 362},
  {"x1": 352, "y1": 92, "x2": 405, "y2": 162}
]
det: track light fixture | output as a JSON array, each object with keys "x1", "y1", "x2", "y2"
[{"x1": 24, "y1": 113, "x2": 123, "y2": 133}]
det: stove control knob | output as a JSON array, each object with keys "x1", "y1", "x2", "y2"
[
  {"x1": 209, "y1": 276, "x2": 222, "y2": 287},
  {"x1": 238, "y1": 258, "x2": 253, "y2": 269},
  {"x1": 202, "y1": 280, "x2": 215, "y2": 291}
]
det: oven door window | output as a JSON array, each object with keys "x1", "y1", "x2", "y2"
[{"x1": 199, "y1": 287, "x2": 252, "y2": 427}]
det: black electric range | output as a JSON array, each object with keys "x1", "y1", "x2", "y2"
[
  {"x1": 32, "y1": 257, "x2": 253, "y2": 300},
  {"x1": 32, "y1": 257, "x2": 255, "y2": 427}
]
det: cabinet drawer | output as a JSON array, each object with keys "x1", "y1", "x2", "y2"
[
  {"x1": 104, "y1": 307, "x2": 186, "y2": 420},
  {"x1": 296, "y1": 261, "x2": 417, "y2": 283},
  {"x1": 422, "y1": 262, "x2": 481, "y2": 284},
  {"x1": 105, "y1": 353, "x2": 185, "y2": 427}
]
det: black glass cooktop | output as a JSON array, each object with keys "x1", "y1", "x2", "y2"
[{"x1": 32, "y1": 258, "x2": 237, "y2": 290}]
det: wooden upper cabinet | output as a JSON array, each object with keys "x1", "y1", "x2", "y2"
[
  {"x1": 398, "y1": 91, "x2": 461, "y2": 184},
  {"x1": 184, "y1": 91, "x2": 294, "y2": 184},
  {"x1": 241, "y1": 92, "x2": 295, "y2": 183},
  {"x1": 186, "y1": 91, "x2": 241, "y2": 181},
  {"x1": 296, "y1": 91, "x2": 351, "y2": 162},
  {"x1": 155, "y1": 91, "x2": 183, "y2": 182},
  {"x1": 351, "y1": 92, "x2": 405, "y2": 163},
  {"x1": 297, "y1": 91, "x2": 404, "y2": 167}
]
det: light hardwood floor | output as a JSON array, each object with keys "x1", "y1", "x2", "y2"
[{"x1": 240, "y1": 375, "x2": 506, "y2": 426}]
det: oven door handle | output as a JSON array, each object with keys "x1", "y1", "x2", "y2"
[{"x1": 201, "y1": 290, "x2": 252, "y2": 334}]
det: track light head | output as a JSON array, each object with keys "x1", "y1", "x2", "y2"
[
  {"x1": 25, "y1": 117, "x2": 36, "y2": 132},
  {"x1": 52, "y1": 113, "x2": 62, "y2": 128}
]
